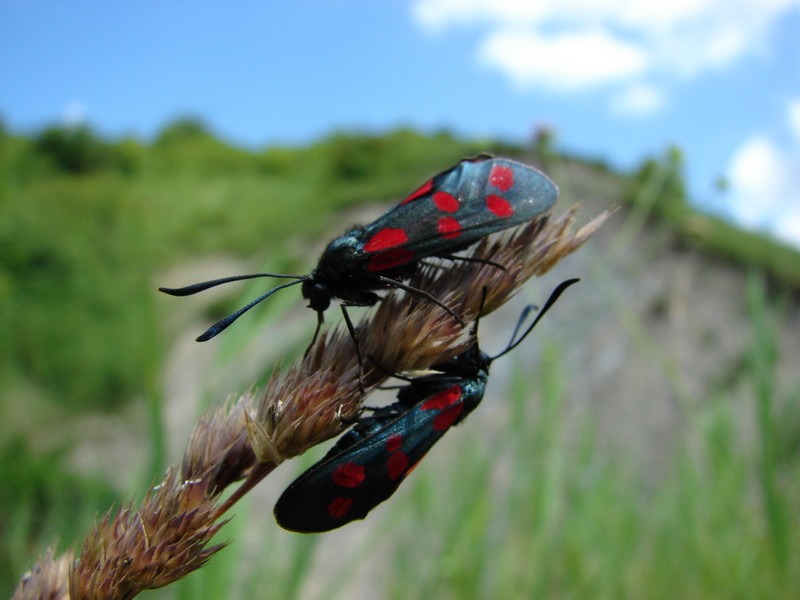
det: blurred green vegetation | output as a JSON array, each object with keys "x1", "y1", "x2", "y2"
[
  {"x1": 0, "y1": 436, "x2": 119, "y2": 592},
  {"x1": 2, "y1": 118, "x2": 799, "y2": 598}
]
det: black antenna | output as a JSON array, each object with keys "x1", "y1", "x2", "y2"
[
  {"x1": 491, "y1": 278, "x2": 579, "y2": 361},
  {"x1": 507, "y1": 303, "x2": 537, "y2": 346},
  {"x1": 159, "y1": 272, "x2": 306, "y2": 296},
  {"x1": 159, "y1": 272, "x2": 309, "y2": 341},
  {"x1": 471, "y1": 286, "x2": 489, "y2": 338},
  {"x1": 193, "y1": 279, "x2": 305, "y2": 341}
]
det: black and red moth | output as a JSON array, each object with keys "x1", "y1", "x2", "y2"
[
  {"x1": 159, "y1": 154, "x2": 558, "y2": 343},
  {"x1": 273, "y1": 279, "x2": 578, "y2": 533}
]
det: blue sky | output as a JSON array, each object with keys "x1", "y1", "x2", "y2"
[{"x1": 2, "y1": 1, "x2": 799, "y2": 247}]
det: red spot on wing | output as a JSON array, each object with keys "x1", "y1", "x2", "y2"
[
  {"x1": 364, "y1": 228, "x2": 409, "y2": 252},
  {"x1": 433, "y1": 403, "x2": 464, "y2": 430},
  {"x1": 437, "y1": 216, "x2": 461, "y2": 239},
  {"x1": 433, "y1": 191, "x2": 459, "y2": 212},
  {"x1": 486, "y1": 194, "x2": 514, "y2": 218},
  {"x1": 332, "y1": 462, "x2": 366, "y2": 488},
  {"x1": 327, "y1": 496, "x2": 352, "y2": 519},
  {"x1": 400, "y1": 179, "x2": 433, "y2": 205},
  {"x1": 489, "y1": 164, "x2": 515, "y2": 192},
  {"x1": 367, "y1": 248, "x2": 416, "y2": 272},
  {"x1": 386, "y1": 434, "x2": 403, "y2": 453},
  {"x1": 421, "y1": 385, "x2": 462, "y2": 410},
  {"x1": 386, "y1": 450, "x2": 409, "y2": 480}
]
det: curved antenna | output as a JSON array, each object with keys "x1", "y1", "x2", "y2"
[
  {"x1": 195, "y1": 279, "x2": 305, "y2": 341},
  {"x1": 491, "y1": 278, "x2": 580, "y2": 361},
  {"x1": 159, "y1": 272, "x2": 306, "y2": 297},
  {"x1": 468, "y1": 286, "x2": 489, "y2": 341},
  {"x1": 508, "y1": 303, "x2": 537, "y2": 345}
]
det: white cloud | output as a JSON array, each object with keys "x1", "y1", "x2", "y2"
[
  {"x1": 727, "y1": 136, "x2": 789, "y2": 227},
  {"x1": 774, "y1": 212, "x2": 800, "y2": 248},
  {"x1": 609, "y1": 84, "x2": 666, "y2": 117},
  {"x1": 726, "y1": 100, "x2": 800, "y2": 248},
  {"x1": 412, "y1": 0, "x2": 800, "y2": 110},
  {"x1": 479, "y1": 29, "x2": 648, "y2": 91}
]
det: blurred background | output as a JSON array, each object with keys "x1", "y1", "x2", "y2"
[{"x1": 1, "y1": 2, "x2": 798, "y2": 598}]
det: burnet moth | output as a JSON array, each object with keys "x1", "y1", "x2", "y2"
[
  {"x1": 273, "y1": 279, "x2": 579, "y2": 533},
  {"x1": 159, "y1": 155, "x2": 558, "y2": 348}
]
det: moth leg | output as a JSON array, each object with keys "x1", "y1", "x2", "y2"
[
  {"x1": 303, "y1": 310, "x2": 325, "y2": 358},
  {"x1": 340, "y1": 303, "x2": 366, "y2": 393},
  {"x1": 438, "y1": 253, "x2": 506, "y2": 271},
  {"x1": 377, "y1": 276, "x2": 465, "y2": 327}
]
